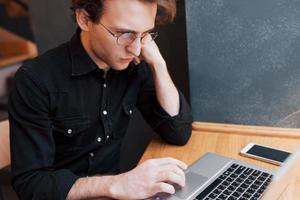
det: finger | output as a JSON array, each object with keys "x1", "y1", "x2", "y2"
[
  {"x1": 159, "y1": 171, "x2": 185, "y2": 188},
  {"x1": 133, "y1": 57, "x2": 141, "y2": 65},
  {"x1": 158, "y1": 164, "x2": 185, "y2": 182},
  {"x1": 153, "y1": 157, "x2": 188, "y2": 170},
  {"x1": 153, "y1": 182, "x2": 175, "y2": 195}
]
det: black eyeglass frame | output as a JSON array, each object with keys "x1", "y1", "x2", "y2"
[{"x1": 98, "y1": 21, "x2": 158, "y2": 45}]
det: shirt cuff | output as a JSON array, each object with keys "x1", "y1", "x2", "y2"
[
  {"x1": 53, "y1": 169, "x2": 80, "y2": 200},
  {"x1": 153, "y1": 91, "x2": 193, "y2": 124}
]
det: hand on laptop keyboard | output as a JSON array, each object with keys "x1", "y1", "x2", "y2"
[{"x1": 108, "y1": 157, "x2": 187, "y2": 199}]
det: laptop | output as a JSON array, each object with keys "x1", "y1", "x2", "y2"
[{"x1": 154, "y1": 145, "x2": 300, "y2": 200}]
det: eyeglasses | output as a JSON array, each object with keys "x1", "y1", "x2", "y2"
[{"x1": 98, "y1": 21, "x2": 158, "y2": 46}]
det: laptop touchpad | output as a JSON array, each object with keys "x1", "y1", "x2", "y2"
[{"x1": 174, "y1": 172, "x2": 208, "y2": 199}]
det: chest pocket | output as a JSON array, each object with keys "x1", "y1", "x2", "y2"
[
  {"x1": 112, "y1": 103, "x2": 134, "y2": 139},
  {"x1": 53, "y1": 116, "x2": 90, "y2": 138}
]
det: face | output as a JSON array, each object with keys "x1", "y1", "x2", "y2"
[{"x1": 77, "y1": 0, "x2": 157, "y2": 70}]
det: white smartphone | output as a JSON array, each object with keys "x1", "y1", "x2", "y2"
[{"x1": 240, "y1": 143, "x2": 291, "y2": 166}]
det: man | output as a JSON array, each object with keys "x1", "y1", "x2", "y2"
[{"x1": 9, "y1": 0, "x2": 193, "y2": 199}]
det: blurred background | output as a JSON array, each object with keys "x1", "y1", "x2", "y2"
[
  {"x1": 1, "y1": 1, "x2": 35, "y2": 198},
  {"x1": 0, "y1": 0, "x2": 33, "y2": 121}
]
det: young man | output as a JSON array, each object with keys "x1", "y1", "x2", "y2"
[{"x1": 9, "y1": 0, "x2": 193, "y2": 199}]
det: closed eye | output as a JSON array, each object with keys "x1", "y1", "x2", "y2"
[{"x1": 115, "y1": 27, "x2": 155, "y2": 35}]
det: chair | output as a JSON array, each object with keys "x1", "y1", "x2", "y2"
[
  {"x1": 0, "y1": 187, "x2": 3, "y2": 200},
  {"x1": 0, "y1": 120, "x2": 10, "y2": 170},
  {"x1": 0, "y1": 120, "x2": 17, "y2": 200}
]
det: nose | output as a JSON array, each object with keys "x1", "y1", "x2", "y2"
[{"x1": 126, "y1": 37, "x2": 142, "y2": 57}]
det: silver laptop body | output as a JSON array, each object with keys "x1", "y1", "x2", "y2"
[
  {"x1": 167, "y1": 153, "x2": 273, "y2": 200},
  {"x1": 155, "y1": 146, "x2": 300, "y2": 200}
]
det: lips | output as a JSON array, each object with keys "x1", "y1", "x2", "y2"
[
  {"x1": 121, "y1": 58, "x2": 133, "y2": 61},
  {"x1": 120, "y1": 58, "x2": 134, "y2": 63}
]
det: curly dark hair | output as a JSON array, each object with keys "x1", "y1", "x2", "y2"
[{"x1": 71, "y1": 0, "x2": 176, "y2": 25}]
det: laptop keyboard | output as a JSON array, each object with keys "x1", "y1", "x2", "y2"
[{"x1": 194, "y1": 163, "x2": 273, "y2": 200}]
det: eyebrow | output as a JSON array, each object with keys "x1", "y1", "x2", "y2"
[{"x1": 113, "y1": 27, "x2": 155, "y2": 34}]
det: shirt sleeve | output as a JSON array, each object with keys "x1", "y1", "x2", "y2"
[
  {"x1": 8, "y1": 67, "x2": 79, "y2": 200},
  {"x1": 136, "y1": 63, "x2": 193, "y2": 145}
]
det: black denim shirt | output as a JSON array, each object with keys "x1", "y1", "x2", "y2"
[{"x1": 8, "y1": 30, "x2": 193, "y2": 200}]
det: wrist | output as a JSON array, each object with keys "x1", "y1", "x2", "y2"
[
  {"x1": 67, "y1": 176, "x2": 113, "y2": 200},
  {"x1": 87, "y1": 175, "x2": 120, "y2": 199},
  {"x1": 149, "y1": 57, "x2": 166, "y2": 69},
  {"x1": 106, "y1": 173, "x2": 126, "y2": 199},
  {"x1": 150, "y1": 60, "x2": 168, "y2": 75}
]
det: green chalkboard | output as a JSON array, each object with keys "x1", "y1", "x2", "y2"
[{"x1": 186, "y1": 0, "x2": 300, "y2": 127}]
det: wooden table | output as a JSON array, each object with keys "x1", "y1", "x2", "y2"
[
  {"x1": 0, "y1": 27, "x2": 37, "y2": 68},
  {"x1": 140, "y1": 122, "x2": 300, "y2": 199}
]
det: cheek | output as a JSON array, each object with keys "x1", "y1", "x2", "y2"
[
  {"x1": 90, "y1": 37, "x2": 113, "y2": 55},
  {"x1": 107, "y1": 45, "x2": 126, "y2": 59},
  {"x1": 90, "y1": 32, "x2": 126, "y2": 59}
]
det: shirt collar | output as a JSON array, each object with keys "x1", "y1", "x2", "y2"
[{"x1": 69, "y1": 28, "x2": 98, "y2": 76}]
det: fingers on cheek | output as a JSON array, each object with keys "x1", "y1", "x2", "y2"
[{"x1": 133, "y1": 57, "x2": 141, "y2": 65}]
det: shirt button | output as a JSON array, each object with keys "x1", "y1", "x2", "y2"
[
  {"x1": 103, "y1": 110, "x2": 108, "y2": 115},
  {"x1": 67, "y1": 129, "x2": 72, "y2": 134},
  {"x1": 97, "y1": 137, "x2": 102, "y2": 143},
  {"x1": 129, "y1": 110, "x2": 133, "y2": 115},
  {"x1": 103, "y1": 83, "x2": 107, "y2": 88},
  {"x1": 90, "y1": 153, "x2": 94, "y2": 157}
]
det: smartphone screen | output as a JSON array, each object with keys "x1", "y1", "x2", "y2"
[{"x1": 246, "y1": 144, "x2": 291, "y2": 163}]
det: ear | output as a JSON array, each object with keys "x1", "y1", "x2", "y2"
[{"x1": 75, "y1": 9, "x2": 91, "y2": 31}]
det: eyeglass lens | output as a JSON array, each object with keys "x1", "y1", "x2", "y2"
[{"x1": 117, "y1": 32, "x2": 158, "y2": 45}]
